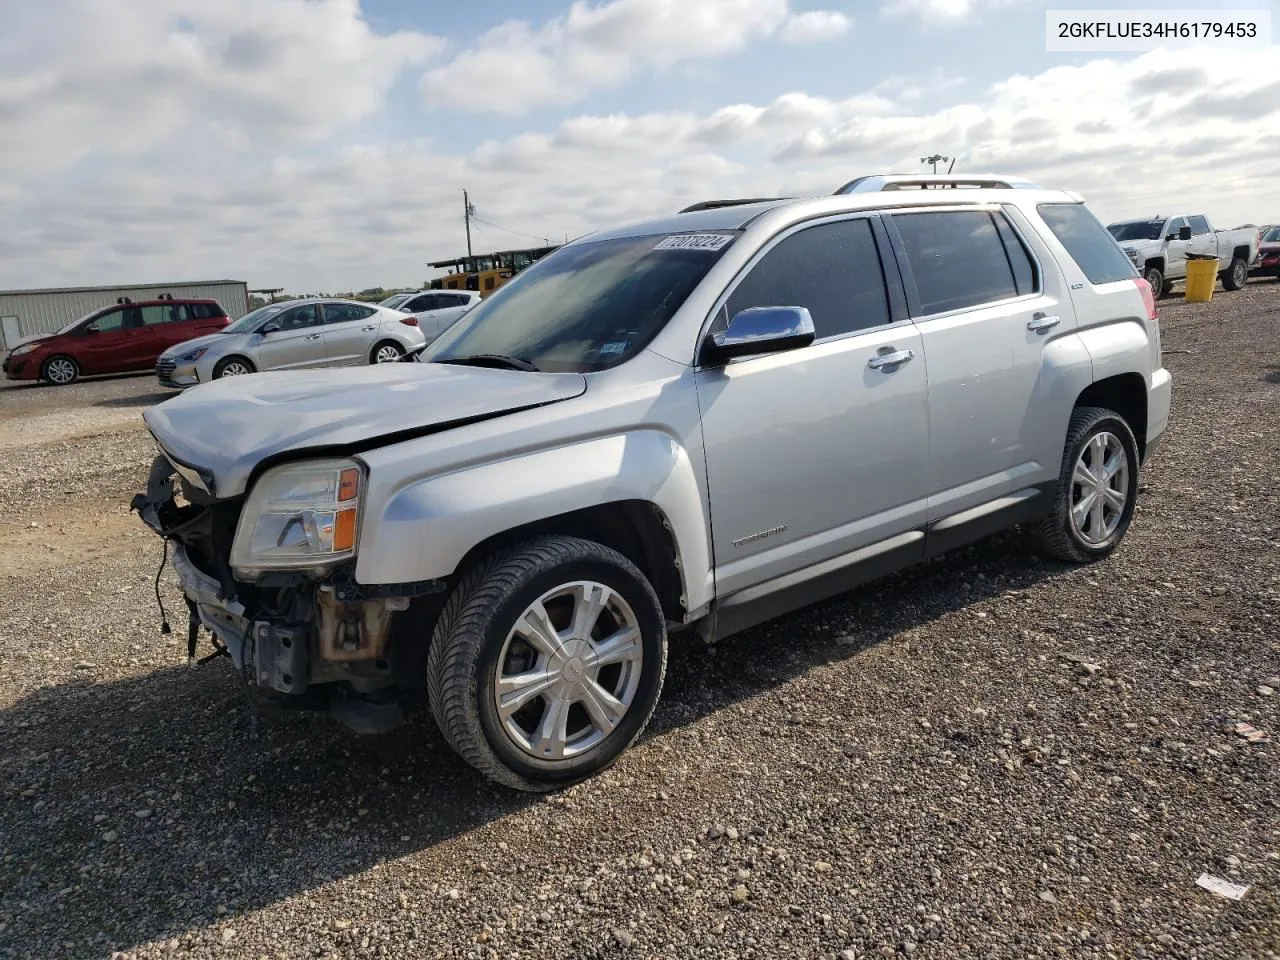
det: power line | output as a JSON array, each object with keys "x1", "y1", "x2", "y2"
[{"x1": 469, "y1": 214, "x2": 554, "y2": 246}]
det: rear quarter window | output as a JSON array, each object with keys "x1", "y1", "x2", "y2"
[{"x1": 1037, "y1": 203, "x2": 1137, "y2": 286}]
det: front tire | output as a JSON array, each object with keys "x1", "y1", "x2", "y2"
[
  {"x1": 1025, "y1": 406, "x2": 1140, "y2": 564},
  {"x1": 427, "y1": 536, "x2": 668, "y2": 792},
  {"x1": 1221, "y1": 256, "x2": 1247, "y2": 291},
  {"x1": 1144, "y1": 265, "x2": 1165, "y2": 299},
  {"x1": 213, "y1": 356, "x2": 255, "y2": 379},
  {"x1": 41, "y1": 355, "x2": 80, "y2": 386}
]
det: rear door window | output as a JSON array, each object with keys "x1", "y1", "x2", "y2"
[
  {"x1": 323, "y1": 302, "x2": 377, "y2": 324},
  {"x1": 406, "y1": 294, "x2": 438, "y2": 312},
  {"x1": 1187, "y1": 215, "x2": 1211, "y2": 236},
  {"x1": 890, "y1": 211, "x2": 1021, "y2": 314},
  {"x1": 1037, "y1": 203, "x2": 1137, "y2": 286},
  {"x1": 138, "y1": 305, "x2": 171, "y2": 326}
]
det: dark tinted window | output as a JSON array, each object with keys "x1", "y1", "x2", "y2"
[
  {"x1": 992, "y1": 214, "x2": 1039, "y2": 296},
  {"x1": 1037, "y1": 203, "x2": 1137, "y2": 286},
  {"x1": 726, "y1": 218, "x2": 891, "y2": 339},
  {"x1": 162, "y1": 304, "x2": 191, "y2": 322},
  {"x1": 892, "y1": 211, "x2": 1019, "y2": 314},
  {"x1": 1166, "y1": 217, "x2": 1187, "y2": 239},
  {"x1": 1188, "y1": 215, "x2": 1210, "y2": 236},
  {"x1": 441, "y1": 294, "x2": 471, "y2": 308},
  {"x1": 323, "y1": 303, "x2": 377, "y2": 324},
  {"x1": 406, "y1": 294, "x2": 437, "y2": 312},
  {"x1": 189, "y1": 303, "x2": 224, "y2": 319},
  {"x1": 278, "y1": 304, "x2": 321, "y2": 330}
]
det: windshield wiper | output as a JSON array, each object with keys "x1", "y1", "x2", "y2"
[{"x1": 436, "y1": 354, "x2": 540, "y2": 372}]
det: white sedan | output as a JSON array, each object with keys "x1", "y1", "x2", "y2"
[{"x1": 396, "y1": 290, "x2": 482, "y2": 343}]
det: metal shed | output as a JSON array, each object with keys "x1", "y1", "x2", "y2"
[{"x1": 0, "y1": 280, "x2": 250, "y2": 349}]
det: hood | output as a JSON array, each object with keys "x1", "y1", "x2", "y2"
[
  {"x1": 7, "y1": 333, "x2": 55, "y2": 351},
  {"x1": 142, "y1": 361, "x2": 588, "y2": 498},
  {"x1": 160, "y1": 332, "x2": 234, "y2": 359}
]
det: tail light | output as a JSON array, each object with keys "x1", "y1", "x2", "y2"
[
  {"x1": 1134, "y1": 277, "x2": 1157, "y2": 321},
  {"x1": 399, "y1": 317, "x2": 418, "y2": 327}
]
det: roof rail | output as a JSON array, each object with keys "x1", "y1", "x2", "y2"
[
  {"x1": 678, "y1": 198, "x2": 790, "y2": 213},
  {"x1": 834, "y1": 174, "x2": 1043, "y2": 194}
]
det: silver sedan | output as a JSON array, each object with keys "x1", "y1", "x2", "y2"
[{"x1": 156, "y1": 298, "x2": 426, "y2": 388}]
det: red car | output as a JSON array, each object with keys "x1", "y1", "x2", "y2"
[
  {"x1": 1257, "y1": 225, "x2": 1280, "y2": 279},
  {"x1": 2, "y1": 297, "x2": 230, "y2": 385}
]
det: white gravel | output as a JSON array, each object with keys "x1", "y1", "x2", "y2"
[{"x1": 1, "y1": 283, "x2": 1278, "y2": 959}]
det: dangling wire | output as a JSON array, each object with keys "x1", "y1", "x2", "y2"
[{"x1": 153, "y1": 539, "x2": 172, "y2": 635}]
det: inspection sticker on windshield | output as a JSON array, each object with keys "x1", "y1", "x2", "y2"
[
  {"x1": 599, "y1": 341, "x2": 629, "y2": 355},
  {"x1": 654, "y1": 233, "x2": 734, "y2": 252}
]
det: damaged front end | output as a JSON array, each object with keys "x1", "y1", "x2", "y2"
[{"x1": 131, "y1": 451, "x2": 444, "y2": 734}]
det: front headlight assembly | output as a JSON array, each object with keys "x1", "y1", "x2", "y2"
[
  {"x1": 176, "y1": 347, "x2": 209, "y2": 363},
  {"x1": 230, "y1": 458, "x2": 364, "y2": 577},
  {"x1": 9, "y1": 343, "x2": 36, "y2": 357}
]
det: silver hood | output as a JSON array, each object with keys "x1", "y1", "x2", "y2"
[
  {"x1": 159, "y1": 332, "x2": 238, "y2": 360},
  {"x1": 142, "y1": 362, "x2": 588, "y2": 498}
]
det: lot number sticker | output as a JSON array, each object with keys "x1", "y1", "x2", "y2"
[{"x1": 654, "y1": 234, "x2": 734, "y2": 251}]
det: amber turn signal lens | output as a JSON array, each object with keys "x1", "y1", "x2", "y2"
[
  {"x1": 333, "y1": 507, "x2": 358, "y2": 552},
  {"x1": 338, "y1": 467, "x2": 360, "y2": 502}
]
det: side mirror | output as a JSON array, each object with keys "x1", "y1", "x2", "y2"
[
  {"x1": 700, "y1": 306, "x2": 815, "y2": 366},
  {"x1": 1178, "y1": 226, "x2": 1192, "y2": 241},
  {"x1": 83, "y1": 324, "x2": 98, "y2": 335},
  {"x1": 260, "y1": 322, "x2": 280, "y2": 335}
]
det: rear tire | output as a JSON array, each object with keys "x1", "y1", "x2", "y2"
[
  {"x1": 213, "y1": 356, "x2": 255, "y2": 379},
  {"x1": 1221, "y1": 256, "x2": 1247, "y2": 291},
  {"x1": 370, "y1": 341, "x2": 404, "y2": 364},
  {"x1": 1025, "y1": 406, "x2": 1140, "y2": 564},
  {"x1": 426, "y1": 535, "x2": 668, "y2": 792},
  {"x1": 41, "y1": 355, "x2": 79, "y2": 386}
]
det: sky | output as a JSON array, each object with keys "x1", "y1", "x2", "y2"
[{"x1": 0, "y1": 0, "x2": 1277, "y2": 294}]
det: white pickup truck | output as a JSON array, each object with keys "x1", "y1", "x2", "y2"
[{"x1": 1107, "y1": 214, "x2": 1259, "y2": 298}]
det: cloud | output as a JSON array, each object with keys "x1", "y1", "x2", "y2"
[
  {"x1": 779, "y1": 10, "x2": 853, "y2": 43},
  {"x1": 0, "y1": 0, "x2": 443, "y2": 180},
  {"x1": 881, "y1": 0, "x2": 1023, "y2": 24},
  {"x1": 420, "y1": 0, "x2": 850, "y2": 114},
  {"x1": 2, "y1": 43, "x2": 1278, "y2": 293}
]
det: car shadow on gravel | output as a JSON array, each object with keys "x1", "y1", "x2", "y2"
[
  {"x1": 0, "y1": 531, "x2": 1064, "y2": 958},
  {"x1": 93, "y1": 391, "x2": 174, "y2": 409}
]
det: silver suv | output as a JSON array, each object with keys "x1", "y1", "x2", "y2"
[{"x1": 133, "y1": 175, "x2": 1171, "y2": 792}]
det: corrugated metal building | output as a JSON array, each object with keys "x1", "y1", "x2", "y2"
[{"x1": 0, "y1": 280, "x2": 250, "y2": 349}]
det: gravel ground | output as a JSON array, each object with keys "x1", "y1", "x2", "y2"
[{"x1": 1, "y1": 283, "x2": 1278, "y2": 960}]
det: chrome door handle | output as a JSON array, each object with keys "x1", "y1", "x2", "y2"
[
  {"x1": 1027, "y1": 313, "x2": 1060, "y2": 333},
  {"x1": 868, "y1": 349, "x2": 915, "y2": 370},
  {"x1": 362, "y1": 325, "x2": 376, "y2": 331},
  {"x1": 306, "y1": 333, "x2": 322, "y2": 340}
]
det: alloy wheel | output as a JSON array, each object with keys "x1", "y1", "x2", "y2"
[
  {"x1": 1069, "y1": 431, "x2": 1130, "y2": 545},
  {"x1": 218, "y1": 361, "x2": 251, "y2": 377},
  {"x1": 375, "y1": 344, "x2": 403, "y2": 363},
  {"x1": 45, "y1": 358, "x2": 77, "y2": 385},
  {"x1": 493, "y1": 581, "x2": 644, "y2": 761}
]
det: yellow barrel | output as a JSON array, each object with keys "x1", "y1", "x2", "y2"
[{"x1": 1184, "y1": 256, "x2": 1217, "y2": 302}]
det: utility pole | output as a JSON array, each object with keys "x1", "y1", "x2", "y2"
[
  {"x1": 463, "y1": 189, "x2": 474, "y2": 257},
  {"x1": 920, "y1": 153, "x2": 950, "y2": 174}
]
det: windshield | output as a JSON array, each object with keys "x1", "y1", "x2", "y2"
[
  {"x1": 55, "y1": 308, "x2": 105, "y2": 335},
  {"x1": 221, "y1": 302, "x2": 292, "y2": 335},
  {"x1": 1262, "y1": 226, "x2": 1280, "y2": 243},
  {"x1": 424, "y1": 232, "x2": 738, "y2": 372},
  {"x1": 1107, "y1": 220, "x2": 1165, "y2": 242}
]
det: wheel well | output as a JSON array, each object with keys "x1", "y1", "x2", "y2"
[
  {"x1": 1076, "y1": 374, "x2": 1148, "y2": 460},
  {"x1": 215, "y1": 354, "x2": 254, "y2": 373},
  {"x1": 1143, "y1": 257, "x2": 1164, "y2": 273},
  {"x1": 1232, "y1": 245, "x2": 1250, "y2": 263},
  {"x1": 452, "y1": 501, "x2": 685, "y2": 623}
]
